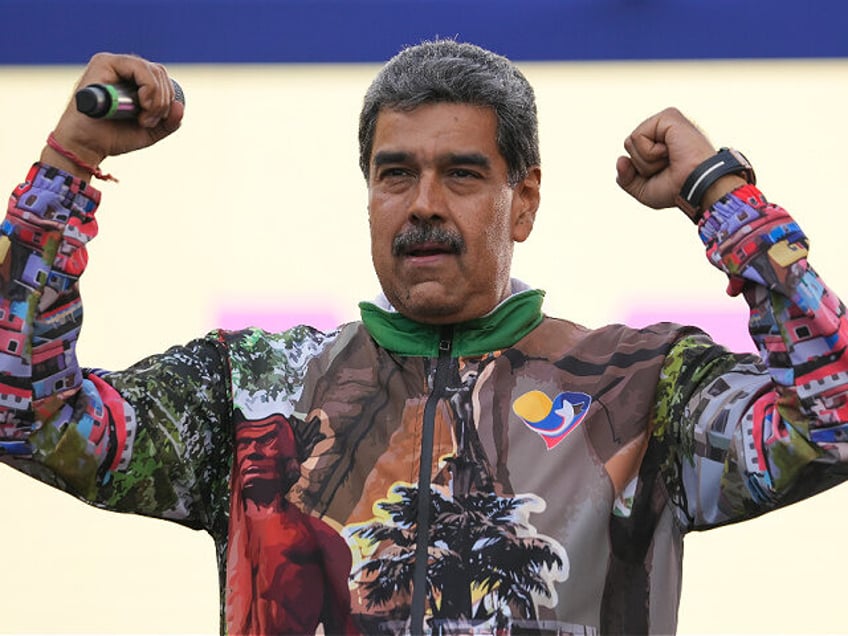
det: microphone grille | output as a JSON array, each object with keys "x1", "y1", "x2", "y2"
[{"x1": 171, "y1": 79, "x2": 185, "y2": 106}]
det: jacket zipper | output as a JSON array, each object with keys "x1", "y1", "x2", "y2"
[{"x1": 410, "y1": 326, "x2": 454, "y2": 634}]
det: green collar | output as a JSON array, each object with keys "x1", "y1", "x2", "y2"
[{"x1": 358, "y1": 289, "x2": 545, "y2": 357}]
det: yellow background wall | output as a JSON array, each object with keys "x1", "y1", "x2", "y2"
[{"x1": 0, "y1": 59, "x2": 847, "y2": 633}]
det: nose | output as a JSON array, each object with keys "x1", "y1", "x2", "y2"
[
  {"x1": 243, "y1": 439, "x2": 264, "y2": 459},
  {"x1": 408, "y1": 171, "x2": 445, "y2": 222}
]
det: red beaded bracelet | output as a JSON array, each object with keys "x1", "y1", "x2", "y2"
[{"x1": 46, "y1": 132, "x2": 118, "y2": 182}]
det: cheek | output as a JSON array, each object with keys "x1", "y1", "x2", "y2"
[
  {"x1": 368, "y1": 189, "x2": 395, "y2": 219},
  {"x1": 477, "y1": 197, "x2": 515, "y2": 273},
  {"x1": 368, "y1": 199, "x2": 402, "y2": 258},
  {"x1": 481, "y1": 195, "x2": 513, "y2": 243},
  {"x1": 369, "y1": 222, "x2": 391, "y2": 264},
  {"x1": 367, "y1": 197, "x2": 390, "y2": 237}
]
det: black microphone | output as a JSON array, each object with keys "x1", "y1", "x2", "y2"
[{"x1": 75, "y1": 79, "x2": 185, "y2": 119}]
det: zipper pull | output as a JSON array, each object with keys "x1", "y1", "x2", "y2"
[{"x1": 438, "y1": 326, "x2": 453, "y2": 356}]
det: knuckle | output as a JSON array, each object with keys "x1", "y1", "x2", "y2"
[{"x1": 89, "y1": 52, "x2": 112, "y2": 65}]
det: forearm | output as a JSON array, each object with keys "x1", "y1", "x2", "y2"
[
  {"x1": 0, "y1": 163, "x2": 99, "y2": 446},
  {"x1": 657, "y1": 185, "x2": 848, "y2": 527},
  {"x1": 701, "y1": 183, "x2": 848, "y2": 407},
  {"x1": 706, "y1": 185, "x2": 848, "y2": 466},
  {"x1": 0, "y1": 165, "x2": 232, "y2": 528}
]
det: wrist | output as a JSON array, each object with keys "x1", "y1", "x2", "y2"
[
  {"x1": 40, "y1": 146, "x2": 94, "y2": 181},
  {"x1": 675, "y1": 147, "x2": 756, "y2": 222},
  {"x1": 701, "y1": 174, "x2": 748, "y2": 212},
  {"x1": 42, "y1": 132, "x2": 117, "y2": 183}
]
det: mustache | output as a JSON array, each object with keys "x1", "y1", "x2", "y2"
[{"x1": 392, "y1": 223, "x2": 465, "y2": 256}]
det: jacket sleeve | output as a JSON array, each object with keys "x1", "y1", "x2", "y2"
[
  {"x1": 653, "y1": 183, "x2": 848, "y2": 530},
  {"x1": 0, "y1": 164, "x2": 233, "y2": 531}
]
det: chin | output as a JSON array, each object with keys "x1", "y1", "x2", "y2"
[
  {"x1": 391, "y1": 282, "x2": 457, "y2": 312},
  {"x1": 402, "y1": 301, "x2": 467, "y2": 325}
]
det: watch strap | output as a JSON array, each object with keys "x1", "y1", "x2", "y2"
[{"x1": 675, "y1": 147, "x2": 756, "y2": 222}]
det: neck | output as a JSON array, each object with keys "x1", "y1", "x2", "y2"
[{"x1": 359, "y1": 287, "x2": 546, "y2": 357}]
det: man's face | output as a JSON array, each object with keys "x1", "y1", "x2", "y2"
[
  {"x1": 235, "y1": 417, "x2": 300, "y2": 502},
  {"x1": 367, "y1": 103, "x2": 540, "y2": 325}
]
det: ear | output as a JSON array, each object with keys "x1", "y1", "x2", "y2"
[{"x1": 511, "y1": 166, "x2": 541, "y2": 243}]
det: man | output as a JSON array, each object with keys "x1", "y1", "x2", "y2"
[{"x1": 1, "y1": 40, "x2": 846, "y2": 634}]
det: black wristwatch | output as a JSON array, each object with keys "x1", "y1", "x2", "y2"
[{"x1": 675, "y1": 147, "x2": 756, "y2": 221}]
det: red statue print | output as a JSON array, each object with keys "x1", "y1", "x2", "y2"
[{"x1": 226, "y1": 412, "x2": 358, "y2": 635}]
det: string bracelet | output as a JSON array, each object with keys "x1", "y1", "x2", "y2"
[{"x1": 46, "y1": 132, "x2": 118, "y2": 182}]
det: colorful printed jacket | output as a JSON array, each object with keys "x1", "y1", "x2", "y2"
[{"x1": 2, "y1": 163, "x2": 848, "y2": 634}]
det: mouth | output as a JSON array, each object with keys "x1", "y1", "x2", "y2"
[
  {"x1": 242, "y1": 462, "x2": 273, "y2": 475},
  {"x1": 402, "y1": 241, "x2": 458, "y2": 258}
]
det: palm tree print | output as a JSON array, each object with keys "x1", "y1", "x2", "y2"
[{"x1": 347, "y1": 483, "x2": 568, "y2": 623}]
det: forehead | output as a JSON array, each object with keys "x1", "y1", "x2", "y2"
[
  {"x1": 236, "y1": 421, "x2": 279, "y2": 440},
  {"x1": 371, "y1": 103, "x2": 501, "y2": 158}
]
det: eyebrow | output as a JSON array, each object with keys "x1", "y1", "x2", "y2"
[
  {"x1": 372, "y1": 151, "x2": 492, "y2": 169},
  {"x1": 373, "y1": 151, "x2": 410, "y2": 167},
  {"x1": 445, "y1": 153, "x2": 491, "y2": 169}
]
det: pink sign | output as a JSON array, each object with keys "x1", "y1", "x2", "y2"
[
  {"x1": 216, "y1": 305, "x2": 344, "y2": 334},
  {"x1": 622, "y1": 306, "x2": 756, "y2": 353}
]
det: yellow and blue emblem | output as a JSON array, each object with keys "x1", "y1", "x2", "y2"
[{"x1": 512, "y1": 390, "x2": 592, "y2": 450}]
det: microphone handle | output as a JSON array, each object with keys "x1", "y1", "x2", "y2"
[{"x1": 75, "y1": 79, "x2": 184, "y2": 119}]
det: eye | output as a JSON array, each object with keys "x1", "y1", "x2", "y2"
[
  {"x1": 448, "y1": 168, "x2": 482, "y2": 179},
  {"x1": 378, "y1": 167, "x2": 412, "y2": 180}
]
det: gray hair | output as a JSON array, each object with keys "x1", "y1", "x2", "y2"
[{"x1": 358, "y1": 39, "x2": 540, "y2": 186}]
